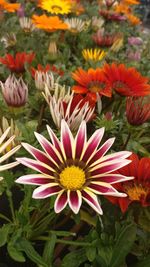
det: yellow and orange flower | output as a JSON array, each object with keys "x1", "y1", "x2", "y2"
[
  {"x1": 32, "y1": 14, "x2": 68, "y2": 32},
  {"x1": 126, "y1": 14, "x2": 141, "y2": 25},
  {"x1": 0, "y1": 0, "x2": 20, "y2": 12},
  {"x1": 72, "y1": 68, "x2": 112, "y2": 102},
  {"x1": 38, "y1": 0, "x2": 72, "y2": 15},
  {"x1": 82, "y1": 48, "x2": 106, "y2": 62}
]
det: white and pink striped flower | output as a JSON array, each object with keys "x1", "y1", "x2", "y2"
[{"x1": 16, "y1": 120, "x2": 133, "y2": 214}]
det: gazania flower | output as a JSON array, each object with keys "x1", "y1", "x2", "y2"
[
  {"x1": 1, "y1": 33, "x2": 16, "y2": 48},
  {"x1": 127, "y1": 50, "x2": 141, "y2": 61},
  {"x1": 91, "y1": 16, "x2": 104, "y2": 31},
  {"x1": 126, "y1": 97, "x2": 150, "y2": 125},
  {"x1": 103, "y1": 63, "x2": 150, "y2": 97},
  {"x1": 0, "y1": 75, "x2": 28, "y2": 107},
  {"x1": 92, "y1": 29, "x2": 119, "y2": 47},
  {"x1": 16, "y1": 119, "x2": 132, "y2": 214},
  {"x1": 31, "y1": 64, "x2": 64, "y2": 78},
  {"x1": 19, "y1": 17, "x2": 36, "y2": 32},
  {"x1": 0, "y1": 0, "x2": 20, "y2": 12},
  {"x1": 128, "y1": 37, "x2": 143, "y2": 46},
  {"x1": 43, "y1": 83, "x2": 95, "y2": 131},
  {"x1": 64, "y1": 18, "x2": 88, "y2": 33},
  {"x1": 0, "y1": 52, "x2": 35, "y2": 74},
  {"x1": 0, "y1": 117, "x2": 21, "y2": 152},
  {"x1": 38, "y1": 0, "x2": 71, "y2": 15},
  {"x1": 70, "y1": 0, "x2": 84, "y2": 15},
  {"x1": 32, "y1": 14, "x2": 68, "y2": 32},
  {"x1": 126, "y1": 14, "x2": 141, "y2": 25},
  {"x1": 48, "y1": 40, "x2": 58, "y2": 60},
  {"x1": 34, "y1": 71, "x2": 59, "y2": 91},
  {"x1": 122, "y1": 0, "x2": 140, "y2": 5},
  {"x1": 0, "y1": 127, "x2": 20, "y2": 181},
  {"x1": 82, "y1": 48, "x2": 106, "y2": 62},
  {"x1": 106, "y1": 154, "x2": 150, "y2": 212},
  {"x1": 99, "y1": 10, "x2": 126, "y2": 22},
  {"x1": 72, "y1": 68, "x2": 112, "y2": 102}
]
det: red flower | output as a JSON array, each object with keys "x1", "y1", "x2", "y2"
[
  {"x1": 31, "y1": 64, "x2": 64, "y2": 78},
  {"x1": 107, "y1": 154, "x2": 150, "y2": 212},
  {"x1": 126, "y1": 97, "x2": 150, "y2": 125},
  {"x1": 92, "y1": 29, "x2": 117, "y2": 47},
  {"x1": 0, "y1": 52, "x2": 35, "y2": 73},
  {"x1": 103, "y1": 63, "x2": 150, "y2": 96},
  {"x1": 72, "y1": 67, "x2": 112, "y2": 102},
  {"x1": 99, "y1": 10, "x2": 126, "y2": 21}
]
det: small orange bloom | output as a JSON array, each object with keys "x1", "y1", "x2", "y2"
[
  {"x1": 32, "y1": 14, "x2": 68, "y2": 32},
  {"x1": 126, "y1": 14, "x2": 141, "y2": 25},
  {"x1": 72, "y1": 68, "x2": 112, "y2": 102},
  {"x1": 0, "y1": 0, "x2": 20, "y2": 12}
]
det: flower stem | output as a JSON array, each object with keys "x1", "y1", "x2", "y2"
[
  {"x1": 122, "y1": 132, "x2": 131, "y2": 150},
  {"x1": 6, "y1": 189, "x2": 16, "y2": 223}
]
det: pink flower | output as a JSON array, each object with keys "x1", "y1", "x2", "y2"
[
  {"x1": 128, "y1": 37, "x2": 143, "y2": 46},
  {"x1": 0, "y1": 74, "x2": 28, "y2": 107},
  {"x1": 16, "y1": 120, "x2": 133, "y2": 214}
]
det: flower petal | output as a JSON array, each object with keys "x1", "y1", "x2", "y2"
[
  {"x1": 32, "y1": 183, "x2": 62, "y2": 199},
  {"x1": 54, "y1": 190, "x2": 68, "y2": 213},
  {"x1": 68, "y1": 190, "x2": 82, "y2": 214},
  {"x1": 82, "y1": 188, "x2": 103, "y2": 214},
  {"x1": 74, "y1": 120, "x2": 87, "y2": 159},
  {"x1": 47, "y1": 125, "x2": 64, "y2": 159},
  {"x1": 81, "y1": 127, "x2": 104, "y2": 163},
  {"x1": 92, "y1": 173, "x2": 134, "y2": 184},
  {"x1": 34, "y1": 132, "x2": 63, "y2": 165},
  {"x1": 88, "y1": 138, "x2": 115, "y2": 167},
  {"x1": 61, "y1": 119, "x2": 74, "y2": 160},
  {"x1": 88, "y1": 182, "x2": 127, "y2": 197},
  {"x1": 16, "y1": 174, "x2": 55, "y2": 185},
  {"x1": 16, "y1": 157, "x2": 54, "y2": 175}
]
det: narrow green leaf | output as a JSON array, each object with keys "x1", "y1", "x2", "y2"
[
  {"x1": 43, "y1": 233, "x2": 57, "y2": 266},
  {"x1": 109, "y1": 223, "x2": 136, "y2": 267},
  {"x1": 19, "y1": 238, "x2": 48, "y2": 267},
  {"x1": 0, "y1": 224, "x2": 11, "y2": 247},
  {"x1": 7, "y1": 243, "x2": 26, "y2": 262}
]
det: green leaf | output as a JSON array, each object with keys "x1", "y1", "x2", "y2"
[
  {"x1": 86, "y1": 246, "x2": 96, "y2": 262},
  {"x1": 0, "y1": 224, "x2": 11, "y2": 247},
  {"x1": 61, "y1": 248, "x2": 86, "y2": 267},
  {"x1": 109, "y1": 223, "x2": 136, "y2": 267},
  {"x1": 43, "y1": 233, "x2": 57, "y2": 266},
  {"x1": 19, "y1": 238, "x2": 48, "y2": 267},
  {"x1": 7, "y1": 243, "x2": 26, "y2": 262}
]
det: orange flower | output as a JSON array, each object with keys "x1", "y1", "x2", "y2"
[
  {"x1": 32, "y1": 14, "x2": 68, "y2": 32},
  {"x1": 106, "y1": 154, "x2": 150, "y2": 213},
  {"x1": 72, "y1": 68, "x2": 112, "y2": 102},
  {"x1": 0, "y1": 0, "x2": 20, "y2": 12},
  {"x1": 31, "y1": 64, "x2": 64, "y2": 78},
  {"x1": 126, "y1": 14, "x2": 141, "y2": 25},
  {"x1": 122, "y1": 0, "x2": 140, "y2": 5},
  {"x1": 103, "y1": 63, "x2": 150, "y2": 97}
]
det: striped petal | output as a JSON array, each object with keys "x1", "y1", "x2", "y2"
[
  {"x1": 0, "y1": 161, "x2": 19, "y2": 171},
  {"x1": 88, "y1": 182, "x2": 127, "y2": 197},
  {"x1": 34, "y1": 132, "x2": 63, "y2": 165},
  {"x1": 91, "y1": 173, "x2": 134, "y2": 184},
  {"x1": 47, "y1": 125, "x2": 64, "y2": 160},
  {"x1": 97, "y1": 151, "x2": 132, "y2": 164},
  {"x1": 32, "y1": 183, "x2": 62, "y2": 199},
  {"x1": 88, "y1": 138, "x2": 115, "y2": 167},
  {"x1": 82, "y1": 188, "x2": 103, "y2": 214},
  {"x1": 16, "y1": 157, "x2": 54, "y2": 176},
  {"x1": 0, "y1": 135, "x2": 16, "y2": 154},
  {"x1": 22, "y1": 143, "x2": 57, "y2": 170},
  {"x1": 81, "y1": 127, "x2": 104, "y2": 163},
  {"x1": 90, "y1": 159, "x2": 131, "y2": 176},
  {"x1": 16, "y1": 174, "x2": 55, "y2": 185},
  {"x1": 0, "y1": 127, "x2": 10, "y2": 146},
  {"x1": 54, "y1": 190, "x2": 68, "y2": 213},
  {"x1": 74, "y1": 120, "x2": 86, "y2": 159},
  {"x1": 61, "y1": 120, "x2": 74, "y2": 160},
  {"x1": 68, "y1": 190, "x2": 82, "y2": 214},
  {"x1": 0, "y1": 145, "x2": 20, "y2": 163}
]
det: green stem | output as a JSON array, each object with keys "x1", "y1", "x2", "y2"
[
  {"x1": 122, "y1": 132, "x2": 131, "y2": 150},
  {"x1": 36, "y1": 236, "x2": 91, "y2": 247},
  {"x1": 6, "y1": 189, "x2": 16, "y2": 223}
]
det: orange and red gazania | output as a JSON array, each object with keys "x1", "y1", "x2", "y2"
[
  {"x1": 31, "y1": 64, "x2": 64, "y2": 78},
  {"x1": 72, "y1": 68, "x2": 112, "y2": 102},
  {"x1": 106, "y1": 154, "x2": 150, "y2": 213},
  {"x1": 103, "y1": 63, "x2": 150, "y2": 97},
  {"x1": 32, "y1": 14, "x2": 68, "y2": 32},
  {"x1": 0, "y1": 52, "x2": 35, "y2": 74}
]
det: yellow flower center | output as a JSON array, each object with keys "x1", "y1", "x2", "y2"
[
  {"x1": 51, "y1": 5, "x2": 62, "y2": 12},
  {"x1": 125, "y1": 184, "x2": 148, "y2": 201},
  {"x1": 59, "y1": 165, "x2": 85, "y2": 190}
]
